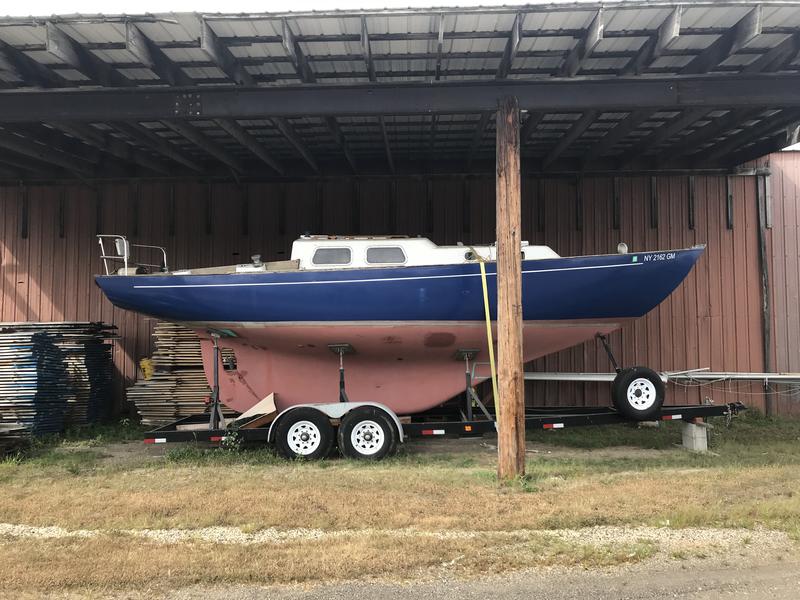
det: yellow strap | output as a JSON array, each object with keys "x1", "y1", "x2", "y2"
[{"x1": 478, "y1": 259, "x2": 500, "y2": 409}]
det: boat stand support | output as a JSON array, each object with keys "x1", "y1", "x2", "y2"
[
  {"x1": 456, "y1": 349, "x2": 495, "y2": 424},
  {"x1": 208, "y1": 333, "x2": 225, "y2": 430},
  {"x1": 596, "y1": 333, "x2": 622, "y2": 374},
  {"x1": 329, "y1": 343, "x2": 355, "y2": 403},
  {"x1": 457, "y1": 349, "x2": 480, "y2": 421}
]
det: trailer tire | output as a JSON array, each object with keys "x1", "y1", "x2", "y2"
[
  {"x1": 612, "y1": 367, "x2": 665, "y2": 421},
  {"x1": 338, "y1": 406, "x2": 398, "y2": 460},
  {"x1": 274, "y1": 408, "x2": 334, "y2": 460}
]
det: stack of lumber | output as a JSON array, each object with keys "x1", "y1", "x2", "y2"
[
  {"x1": 127, "y1": 322, "x2": 216, "y2": 426},
  {"x1": 54, "y1": 322, "x2": 116, "y2": 426},
  {"x1": 0, "y1": 322, "x2": 117, "y2": 441},
  {"x1": 0, "y1": 328, "x2": 69, "y2": 437}
]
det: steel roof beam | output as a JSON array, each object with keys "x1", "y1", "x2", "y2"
[
  {"x1": 282, "y1": 19, "x2": 350, "y2": 172},
  {"x1": 621, "y1": 6, "x2": 681, "y2": 76},
  {"x1": 9, "y1": 124, "x2": 106, "y2": 166},
  {"x1": 325, "y1": 116, "x2": 357, "y2": 174},
  {"x1": 465, "y1": 15, "x2": 525, "y2": 166},
  {"x1": 723, "y1": 122, "x2": 800, "y2": 166},
  {"x1": 560, "y1": 9, "x2": 603, "y2": 77},
  {"x1": 127, "y1": 23, "x2": 283, "y2": 174},
  {"x1": 49, "y1": 121, "x2": 171, "y2": 175},
  {"x1": 282, "y1": 19, "x2": 316, "y2": 83},
  {"x1": 273, "y1": 117, "x2": 319, "y2": 173},
  {"x1": 0, "y1": 162, "x2": 23, "y2": 178},
  {"x1": 0, "y1": 128, "x2": 93, "y2": 176},
  {"x1": 434, "y1": 13, "x2": 445, "y2": 81},
  {"x1": 704, "y1": 109, "x2": 800, "y2": 161},
  {"x1": 361, "y1": 16, "x2": 376, "y2": 82},
  {"x1": 215, "y1": 118, "x2": 284, "y2": 175},
  {"x1": 113, "y1": 122, "x2": 204, "y2": 172},
  {"x1": 497, "y1": 12, "x2": 524, "y2": 79},
  {"x1": 543, "y1": 111, "x2": 596, "y2": 169},
  {"x1": 465, "y1": 13, "x2": 526, "y2": 165},
  {"x1": 581, "y1": 110, "x2": 651, "y2": 163},
  {"x1": 428, "y1": 114, "x2": 438, "y2": 155},
  {"x1": 22, "y1": 23, "x2": 790, "y2": 52},
  {"x1": 126, "y1": 22, "x2": 192, "y2": 86},
  {"x1": 618, "y1": 108, "x2": 712, "y2": 167},
  {"x1": 658, "y1": 108, "x2": 762, "y2": 162},
  {"x1": 379, "y1": 116, "x2": 395, "y2": 174},
  {"x1": 742, "y1": 31, "x2": 800, "y2": 73},
  {"x1": 45, "y1": 22, "x2": 131, "y2": 87},
  {"x1": 163, "y1": 120, "x2": 244, "y2": 173},
  {"x1": 520, "y1": 111, "x2": 544, "y2": 144},
  {"x1": 467, "y1": 111, "x2": 491, "y2": 168},
  {"x1": 201, "y1": 20, "x2": 254, "y2": 86},
  {"x1": 2, "y1": 75, "x2": 800, "y2": 121},
  {"x1": 681, "y1": 5, "x2": 763, "y2": 74},
  {"x1": 0, "y1": 38, "x2": 70, "y2": 88},
  {"x1": 0, "y1": 151, "x2": 54, "y2": 175}
]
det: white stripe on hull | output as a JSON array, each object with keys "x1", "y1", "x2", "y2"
[{"x1": 133, "y1": 262, "x2": 641, "y2": 289}]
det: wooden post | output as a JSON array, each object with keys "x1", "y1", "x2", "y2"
[{"x1": 495, "y1": 96, "x2": 525, "y2": 480}]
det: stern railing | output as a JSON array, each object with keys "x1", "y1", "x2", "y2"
[{"x1": 97, "y1": 234, "x2": 168, "y2": 275}]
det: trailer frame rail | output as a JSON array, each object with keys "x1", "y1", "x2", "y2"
[{"x1": 143, "y1": 402, "x2": 745, "y2": 445}]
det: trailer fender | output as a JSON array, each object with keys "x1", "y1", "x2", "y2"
[{"x1": 267, "y1": 402, "x2": 404, "y2": 444}]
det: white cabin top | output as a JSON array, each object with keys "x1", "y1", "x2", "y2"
[
  {"x1": 98, "y1": 233, "x2": 559, "y2": 276},
  {"x1": 290, "y1": 235, "x2": 559, "y2": 270}
]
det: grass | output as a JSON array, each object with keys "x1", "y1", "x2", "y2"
[
  {"x1": 0, "y1": 532, "x2": 660, "y2": 594},
  {"x1": 36, "y1": 419, "x2": 150, "y2": 448},
  {"x1": 0, "y1": 412, "x2": 797, "y2": 593}
]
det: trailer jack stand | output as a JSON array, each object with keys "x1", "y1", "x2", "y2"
[
  {"x1": 208, "y1": 333, "x2": 226, "y2": 430},
  {"x1": 329, "y1": 343, "x2": 355, "y2": 403},
  {"x1": 596, "y1": 333, "x2": 622, "y2": 374},
  {"x1": 455, "y1": 349, "x2": 494, "y2": 424}
]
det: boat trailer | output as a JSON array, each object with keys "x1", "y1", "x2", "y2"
[{"x1": 144, "y1": 335, "x2": 746, "y2": 459}]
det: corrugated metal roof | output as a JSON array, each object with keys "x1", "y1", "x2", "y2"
[{"x1": 0, "y1": 2, "x2": 798, "y2": 179}]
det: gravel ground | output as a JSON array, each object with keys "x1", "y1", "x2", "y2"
[
  {"x1": 0, "y1": 521, "x2": 791, "y2": 554},
  {"x1": 174, "y1": 561, "x2": 800, "y2": 600},
  {"x1": 24, "y1": 558, "x2": 800, "y2": 600}
]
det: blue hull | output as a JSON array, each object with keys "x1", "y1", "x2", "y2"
[{"x1": 95, "y1": 247, "x2": 704, "y2": 324}]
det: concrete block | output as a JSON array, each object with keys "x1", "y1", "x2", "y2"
[{"x1": 682, "y1": 422, "x2": 708, "y2": 453}]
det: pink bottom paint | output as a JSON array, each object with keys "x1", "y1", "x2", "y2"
[{"x1": 197, "y1": 320, "x2": 627, "y2": 415}]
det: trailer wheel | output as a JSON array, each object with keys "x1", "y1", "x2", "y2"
[
  {"x1": 338, "y1": 407, "x2": 398, "y2": 460},
  {"x1": 274, "y1": 408, "x2": 334, "y2": 460},
  {"x1": 612, "y1": 367, "x2": 665, "y2": 421}
]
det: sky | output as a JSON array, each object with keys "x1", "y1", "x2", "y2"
[{"x1": 3, "y1": 0, "x2": 511, "y2": 18}]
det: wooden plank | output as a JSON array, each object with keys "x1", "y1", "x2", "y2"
[{"x1": 495, "y1": 95, "x2": 524, "y2": 480}]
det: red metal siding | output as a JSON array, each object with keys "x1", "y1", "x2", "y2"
[
  {"x1": 0, "y1": 171, "x2": 784, "y2": 415},
  {"x1": 763, "y1": 152, "x2": 800, "y2": 415}
]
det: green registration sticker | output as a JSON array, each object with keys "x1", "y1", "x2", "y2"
[{"x1": 632, "y1": 256, "x2": 638, "y2": 263}]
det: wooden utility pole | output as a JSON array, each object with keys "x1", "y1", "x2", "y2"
[{"x1": 495, "y1": 95, "x2": 526, "y2": 480}]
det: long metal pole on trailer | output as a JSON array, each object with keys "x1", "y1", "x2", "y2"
[{"x1": 495, "y1": 95, "x2": 526, "y2": 480}]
